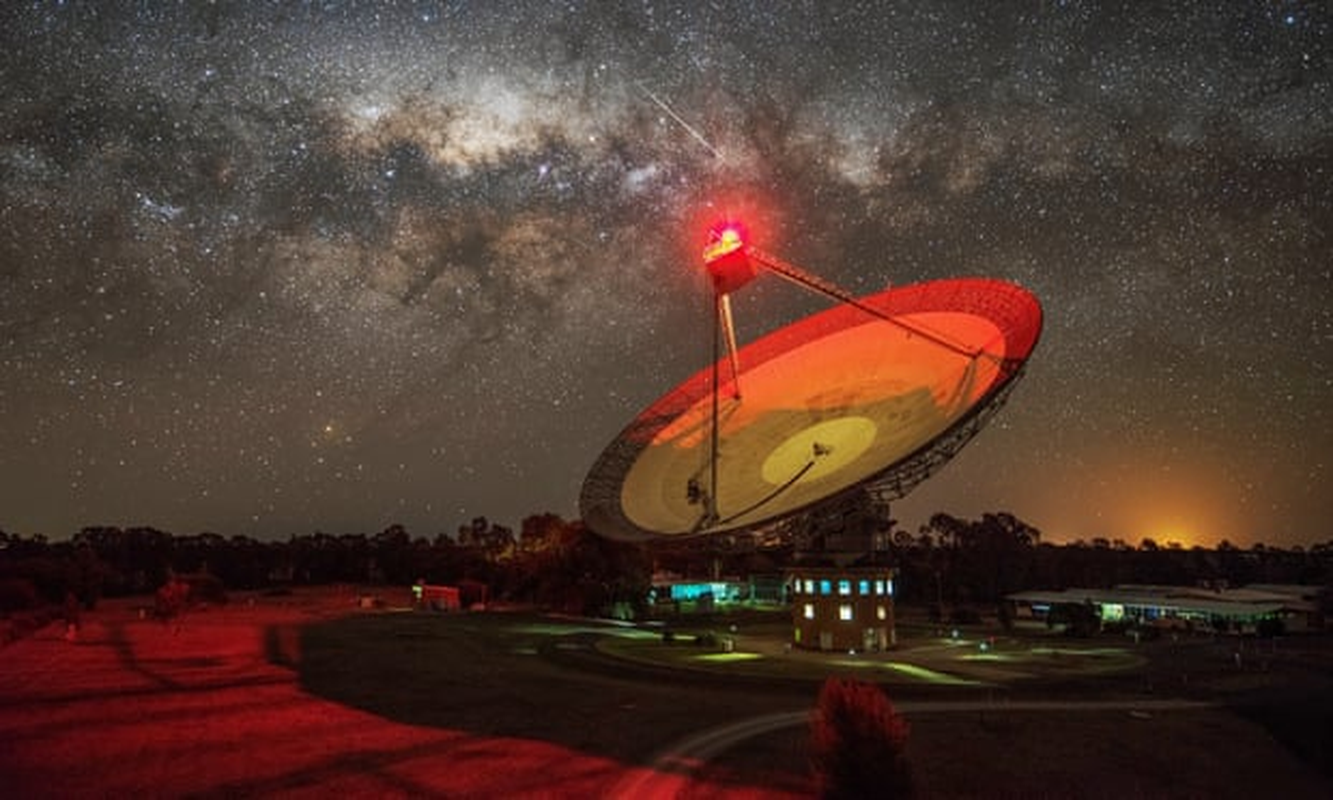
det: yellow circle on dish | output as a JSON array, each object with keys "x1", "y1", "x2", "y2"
[{"x1": 761, "y1": 416, "x2": 878, "y2": 486}]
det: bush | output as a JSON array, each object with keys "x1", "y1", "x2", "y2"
[
  {"x1": 0, "y1": 578, "x2": 39, "y2": 613},
  {"x1": 155, "y1": 578, "x2": 190, "y2": 620},
  {"x1": 1047, "y1": 602, "x2": 1099, "y2": 637},
  {"x1": 1256, "y1": 617, "x2": 1285, "y2": 638},
  {"x1": 4, "y1": 608, "x2": 57, "y2": 643},
  {"x1": 809, "y1": 678, "x2": 913, "y2": 799},
  {"x1": 181, "y1": 573, "x2": 228, "y2": 606},
  {"x1": 949, "y1": 607, "x2": 981, "y2": 625}
]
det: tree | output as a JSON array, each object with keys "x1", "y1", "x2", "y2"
[
  {"x1": 1047, "y1": 600, "x2": 1099, "y2": 637},
  {"x1": 496, "y1": 518, "x2": 651, "y2": 617},
  {"x1": 809, "y1": 677, "x2": 913, "y2": 799},
  {"x1": 519, "y1": 512, "x2": 567, "y2": 554},
  {"x1": 918, "y1": 511, "x2": 1041, "y2": 608},
  {"x1": 372, "y1": 524, "x2": 414, "y2": 584}
]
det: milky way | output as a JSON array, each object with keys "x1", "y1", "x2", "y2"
[{"x1": 1, "y1": 2, "x2": 1329, "y2": 546}]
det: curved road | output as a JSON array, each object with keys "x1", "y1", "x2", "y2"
[{"x1": 610, "y1": 698, "x2": 1213, "y2": 799}]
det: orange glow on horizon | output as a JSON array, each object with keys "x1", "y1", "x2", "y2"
[
  {"x1": 999, "y1": 444, "x2": 1242, "y2": 549},
  {"x1": 1115, "y1": 458, "x2": 1231, "y2": 548},
  {"x1": 1144, "y1": 520, "x2": 1203, "y2": 549}
]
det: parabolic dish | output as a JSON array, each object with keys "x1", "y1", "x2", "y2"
[{"x1": 580, "y1": 278, "x2": 1042, "y2": 541}]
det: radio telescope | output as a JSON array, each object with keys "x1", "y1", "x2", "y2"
[{"x1": 580, "y1": 223, "x2": 1042, "y2": 541}]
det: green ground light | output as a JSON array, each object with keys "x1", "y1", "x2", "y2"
[{"x1": 693, "y1": 652, "x2": 765, "y2": 663}]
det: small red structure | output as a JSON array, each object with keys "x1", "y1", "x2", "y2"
[{"x1": 413, "y1": 582, "x2": 461, "y2": 612}]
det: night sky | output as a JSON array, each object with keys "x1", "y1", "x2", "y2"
[{"x1": 2, "y1": 2, "x2": 1328, "y2": 548}]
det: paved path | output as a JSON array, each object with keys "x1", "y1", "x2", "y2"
[{"x1": 610, "y1": 697, "x2": 1214, "y2": 799}]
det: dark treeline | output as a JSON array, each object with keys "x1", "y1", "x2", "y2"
[
  {"x1": 2, "y1": 510, "x2": 1331, "y2": 620},
  {"x1": 886, "y1": 512, "x2": 1333, "y2": 611},
  {"x1": 0, "y1": 514, "x2": 647, "y2": 619}
]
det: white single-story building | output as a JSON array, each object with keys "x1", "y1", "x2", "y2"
[{"x1": 1008, "y1": 583, "x2": 1324, "y2": 634}]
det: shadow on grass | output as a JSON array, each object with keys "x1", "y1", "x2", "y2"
[
  {"x1": 187, "y1": 738, "x2": 531, "y2": 798},
  {"x1": 1232, "y1": 685, "x2": 1333, "y2": 779},
  {"x1": 294, "y1": 612, "x2": 814, "y2": 775},
  {"x1": 263, "y1": 622, "x2": 302, "y2": 668}
]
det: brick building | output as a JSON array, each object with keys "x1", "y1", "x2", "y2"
[{"x1": 789, "y1": 566, "x2": 895, "y2": 651}]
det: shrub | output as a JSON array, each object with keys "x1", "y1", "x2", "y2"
[
  {"x1": 0, "y1": 578, "x2": 39, "y2": 613},
  {"x1": 155, "y1": 578, "x2": 190, "y2": 619},
  {"x1": 809, "y1": 677, "x2": 913, "y2": 799},
  {"x1": 6, "y1": 609, "x2": 56, "y2": 641},
  {"x1": 1256, "y1": 617, "x2": 1285, "y2": 638},
  {"x1": 949, "y1": 607, "x2": 981, "y2": 625},
  {"x1": 183, "y1": 573, "x2": 228, "y2": 605}
]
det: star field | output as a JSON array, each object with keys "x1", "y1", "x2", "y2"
[{"x1": 1, "y1": 2, "x2": 1329, "y2": 547}]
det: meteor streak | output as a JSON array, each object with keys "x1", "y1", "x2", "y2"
[{"x1": 637, "y1": 83, "x2": 723, "y2": 160}]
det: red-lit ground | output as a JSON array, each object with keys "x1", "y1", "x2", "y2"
[
  {"x1": 0, "y1": 592, "x2": 802, "y2": 798},
  {"x1": 4, "y1": 592, "x2": 1330, "y2": 798}
]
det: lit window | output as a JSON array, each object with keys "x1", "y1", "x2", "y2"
[
  {"x1": 803, "y1": 579, "x2": 814, "y2": 595},
  {"x1": 819, "y1": 580, "x2": 831, "y2": 595},
  {"x1": 804, "y1": 603, "x2": 815, "y2": 620},
  {"x1": 875, "y1": 580, "x2": 885, "y2": 595},
  {"x1": 839, "y1": 604, "x2": 853, "y2": 621},
  {"x1": 877, "y1": 606, "x2": 887, "y2": 621},
  {"x1": 858, "y1": 580, "x2": 870, "y2": 595},
  {"x1": 838, "y1": 579, "x2": 851, "y2": 596},
  {"x1": 886, "y1": 578, "x2": 895, "y2": 597}
]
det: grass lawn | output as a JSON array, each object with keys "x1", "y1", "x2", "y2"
[{"x1": 2, "y1": 590, "x2": 1329, "y2": 798}]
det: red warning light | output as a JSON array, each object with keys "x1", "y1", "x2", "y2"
[
  {"x1": 704, "y1": 221, "x2": 748, "y2": 263},
  {"x1": 703, "y1": 220, "x2": 757, "y2": 294}
]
